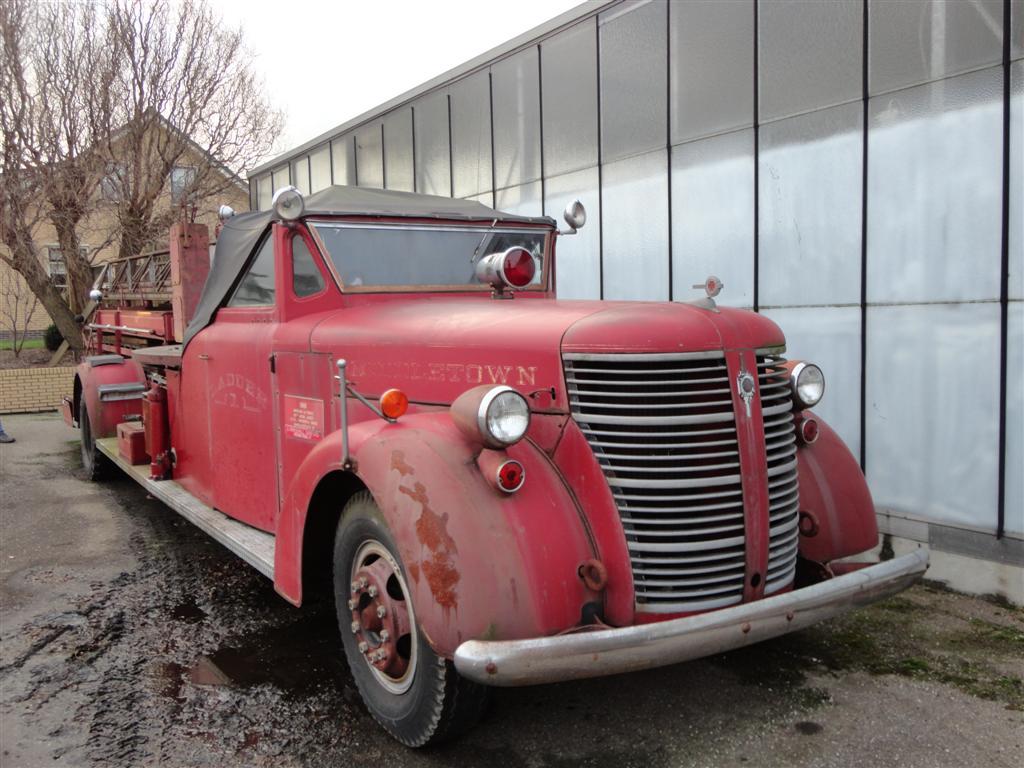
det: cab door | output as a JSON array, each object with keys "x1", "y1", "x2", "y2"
[{"x1": 202, "y1": 226, "x2": 281, "y2": 531}]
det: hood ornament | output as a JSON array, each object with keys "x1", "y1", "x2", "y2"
[
  {"x1": 736, "y1": 370, "x2": 756, "y2": 417},
  {"x1": 690, "y1": 275, "x2": 723, "y2": 311}
]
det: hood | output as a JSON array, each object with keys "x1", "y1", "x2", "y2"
[{"x1": 308, "y1": 297, "x2": 784, "y2": 410}]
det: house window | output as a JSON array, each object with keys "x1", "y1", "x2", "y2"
[
  {"x1": 46, "y1": 245, "x2": 89, "y2": 290},
  {"x1": 170, "y1": 166, "x2": 197, "y2": 204}
]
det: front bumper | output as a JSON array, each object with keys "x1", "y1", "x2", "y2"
[{"x1": 454, "y1": 549, "x2": 928, "y2": 686}]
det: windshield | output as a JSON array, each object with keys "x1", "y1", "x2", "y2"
[{"x1": 310, "y1": 222, "x2": 547, "y2": 290}]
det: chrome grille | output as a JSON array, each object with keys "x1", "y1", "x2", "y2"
[
  {"x1": 564, "y1": 350, "x2": 800, "y2": 614},
  {"x1": 759, "y1": 353, "x2": 800, "y2": 594}
]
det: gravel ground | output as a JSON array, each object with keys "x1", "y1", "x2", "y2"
[{"x1": 1, "y1": 412, "x2": 1021, "y2": 767}]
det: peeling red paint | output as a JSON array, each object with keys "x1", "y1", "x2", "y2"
[
  {"x1": 398, "y1": 481, "x2": 460, "y2": 609},
  {"x1": 390, "y1": 449, "x2": 414, "y2": 477}
]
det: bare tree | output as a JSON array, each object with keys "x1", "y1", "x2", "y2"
[
  {"x1": 0, "y1": 0, "x2": 282, "y2": 349},
  {"x1": 103, "y1": 0, "x2": 283, "y2": 258},
  {"x1": 0, "y1": 270, "x2": 39, "y2": 358}
]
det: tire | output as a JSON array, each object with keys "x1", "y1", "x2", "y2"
[
  {"x1": 333, "y1": 491, "x2": 489, "y2": 746},
  {"x1": 79, "y1": 401, "x2": 112, "y2": 481}
]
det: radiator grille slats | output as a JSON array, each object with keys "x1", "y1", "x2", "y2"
[{"x1": 564, "y1": 350, "x2": 801, "y2": 614}]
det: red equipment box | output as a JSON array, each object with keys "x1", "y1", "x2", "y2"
[{"x1": 116, "y1": 421, "x2": 149, "y2": 465}]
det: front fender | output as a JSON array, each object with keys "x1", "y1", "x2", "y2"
[
  {"x1": 74, "y1": 356, "x2": 146, "y2": 438},
  {"x1": 277, "y1": 413, "x2": 597, "y2": 658},
  {"x1": 796, "y1": 417, "x2": 878, "y2": 562}
]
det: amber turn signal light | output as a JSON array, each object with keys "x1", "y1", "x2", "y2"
[{"x1": 379, "y1": 389, "x2": 409, "y2": 419}]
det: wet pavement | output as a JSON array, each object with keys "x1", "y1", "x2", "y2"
[{"x1": 1, "y1": 412, "x2": 1022, "y2": 767}]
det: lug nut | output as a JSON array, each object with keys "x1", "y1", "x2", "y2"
[
  {"x1": 358, "y1": 641, "x2": 368, "y2": 654},
  {"x1": 379, "y1": 629, "x2": 390, "y2": 642},
  {"x1": 347, "y1": 599, "x2": 357, "y2": 611},
  {"x1": 376, "y1": 605, "x2": 386, "y2": 619},
  {"x1": 367, "y1": 585, "x2": 378, "y2": 598},
  {"x1": 350, "y1": 620, "x2": 361, "y2": 634},
  {"x1": 350, "y1": 582, "x2": 359, "y2": 594},
  {"x1": 359, "y1": 577, "x2": 368, "y2": 589}
]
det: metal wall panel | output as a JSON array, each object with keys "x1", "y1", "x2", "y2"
[
  {"x1": 271, "y1": 165, "x2": 289, "y2": 192},
  {"x1": 1006, "y1": 303, "x2": 1023, "y2": 536},
  {"x1": 495, "y1": 181, "x2": 542, "y2": 217},
  {"x1": 601, "y1": 149, "x2": 669, "y2": 301},
  {"x1": 412, "y1": 91, "x2": 451, "y2": 197},
  {"x1": 670, "y1": 0, "x2": 754, "y2": 144},
  {"x1": 763, "y1": 306, "x2": 862, "y2": 462},
  {"x1": 451, "y1": 71, "x2": 493, "y2": 198},
  {"x1": 1014, "y1": 0, "x2": 1023, "y2": 60},
  {"x1": 291, "y1": 157, "x2": 310, "y2": 195},
  {"x1": 331, "y1": 136, "x2": 355, "y2": 186},
  {"x1": 670, "y1": 129, "x2": 754, "y2": 308},
  {"x1": 492, "y1": 47, "x2": 542, "y2": 190},
  {"x1": 866, "y1": 302, "x2": 1000, "y2": 531},
  {"x1": 599, "y1": 0, "x2": 667, "y2": 163},
  {"x1": 759, "y1": 102, "x2": 863, "y2": 308},
  {"x1": 545, "y1": 167, "x2": 601, "y2": 300},
  {"x1": 868, "y1": 66, "x2": 1002, "y2": 304},
  {"x1": 869, "y1": 0, "x2": 1004, "y2": 95},
  {"x1": 541, "y1": 19, "x2": 599, "y2": 177},
  {"x1": 309, "y1": 145, "x2": 332, "y2": 192},
  {"x1": 383, "y1": 109, "x2": 415, "y2": 193},
  {"x1": 758, "y1": 0, "x2": 862, "y2": 123},
  {"x1": 1012, "y1": 61, "x2": 1023, "y2": 301},
  {"x1": 355, "y1": 124, "x2": 384, "y2": 189},
  {"x1": 256, "y1": 175, "x2": 271, "y2": 211}
]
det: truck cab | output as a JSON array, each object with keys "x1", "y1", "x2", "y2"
[{"x1": 70, "y1": 185, "x2": 928, "y2": 746}]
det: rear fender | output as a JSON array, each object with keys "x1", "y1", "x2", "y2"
[
  {"x1": 73, "y1": 356, "x2": 147, "y2": 438},
  {"x1": 277, "y1": 413, "x2": 597, "y2": 658},
  {"x1": 796, "y1": 417, "x2": 878, "y2": 562}
]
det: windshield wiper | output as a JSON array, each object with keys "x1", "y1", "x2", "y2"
[{"x1": 470, "y1": 217, "x2": 499, "y2": 263}]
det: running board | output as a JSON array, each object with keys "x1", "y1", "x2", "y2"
[{"x1": 96, "y1": 438, "x2": 275, "y2": 579}]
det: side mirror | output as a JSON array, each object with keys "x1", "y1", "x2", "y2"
[
  {"x1": 89, "y1": 289, "x2": 103, "y2": 303},
  {"x1": 561, "y1": 200, "x2": 586, "y2": 234},
  {"x1": 218, "y1": 204, "x2": 236, "y2": 222}
]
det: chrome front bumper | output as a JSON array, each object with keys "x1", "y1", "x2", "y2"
[{"x1": 454, "y1": 549, "x2": 929, "y2": 687}]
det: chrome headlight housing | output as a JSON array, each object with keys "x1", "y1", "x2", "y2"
[
  {"x1": 790, "y1": 362, "x2": 825, "y2": 409},
  {"x1": 478, "y1": 386, "x2": 530, "y2": 447}
]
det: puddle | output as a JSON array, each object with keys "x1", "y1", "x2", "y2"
[
  {"x1": 182, "y1": 609, "x2": 350, "y2": 696},
  {"x1": 170, "y1": 599, "x2": 206, "y2": 623}
]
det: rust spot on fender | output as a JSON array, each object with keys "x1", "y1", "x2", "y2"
[
  {"x1": 399, "y1": 482, "x2": 460, "y2": 609},
  {"x1": 390, "y1": 450, "x2": 414, "y2": 477}
]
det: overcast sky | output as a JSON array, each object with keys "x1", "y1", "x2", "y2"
[{"x1": 212, "y1": 0, "x2": 585, "y2": 172}]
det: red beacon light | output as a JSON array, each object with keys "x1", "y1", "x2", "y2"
[{"x1": 475, "y1": 247, "x2": 536, "y2": 291}]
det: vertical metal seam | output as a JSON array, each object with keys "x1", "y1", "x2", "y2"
[
  {"x1": 328, "y1": 138, "x2": 334, "y2": 186},
  {"x1": 305, "y1": 156, "x2": 311, "y2": 193},
  {"x1": 666, "y1": 0, "x2": 674, "y2": 302},
  {"x1": 753, "y1": 0, "x2": 760, "y2": 313},
  {"x1": 352, "y1": 135, "x2": 359, "y2": 187},
  {"x1": 489, "y1": 70, "x2": 497, "y2": 208},
  {"x1": 596, "y1": 16, "x2": 605, "y2": 300},
  {"x1": 859, "y1": 0, "x2": 869, "y2": 473},
  {"x1": 380, "y1": 122, "x2": 387, "y2": 189},
  {"x1": 538, "y1": 44, "x2": 546, "y2": 216},
  {"x1": 447, "y1": 94, "x2": 455, "y2": 198},
  {"x1": 411, "y1": 107, "x2": 418, "y2": 194},
  {"x1": 996, "y1": 0, "x2": 1011, "y2": 539}
]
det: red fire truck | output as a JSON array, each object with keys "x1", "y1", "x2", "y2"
[{"x1": 66, "y1": 186, "x2": 928, "y2": 746}]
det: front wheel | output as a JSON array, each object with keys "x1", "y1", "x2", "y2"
[{"x1": 333, "y1": 491, "x2": 489, "y2": 746}]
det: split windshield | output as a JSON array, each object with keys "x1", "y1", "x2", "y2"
[{"x1": 310, "y1": 222, "x2": 546, "y2": 290}]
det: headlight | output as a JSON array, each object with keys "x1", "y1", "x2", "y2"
[
  {"x1": 790, "y1": 362, "x2": 825, "y2": 409},
  {"x1": 478, "y1": 386, "x2": 530, "y2": 447}
]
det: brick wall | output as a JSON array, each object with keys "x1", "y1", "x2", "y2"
[{"x1": 0, "y1": 367, "x2": 75, "y2": 414}]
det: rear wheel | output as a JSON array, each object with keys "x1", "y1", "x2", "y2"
[
  {"x1": 333, "y1": 491, "x2": 489, "y2": 746},
  {"x1": 79, "y1": 401, "x2": 111, "y2": 481}
]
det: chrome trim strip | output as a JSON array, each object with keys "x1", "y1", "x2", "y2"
[
  {"x1": 454, "y1": 550, "x2": 929, "y2": 686},
  {"x1": 563, "y1": 351, "x2": 725, "y2": 362}
]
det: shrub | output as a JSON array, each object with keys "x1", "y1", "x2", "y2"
[{"x1": 43, "y1": 323, "x2": 63, "y2": 351}]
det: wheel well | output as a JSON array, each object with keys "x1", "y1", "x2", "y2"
[{"x1": 302, "y1": 470, "x2": 368, "y2": 601}]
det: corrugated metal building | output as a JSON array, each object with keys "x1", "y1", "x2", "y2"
[{"x1": 250, "y1": 0, "x2": 1023, "y2": 598}]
